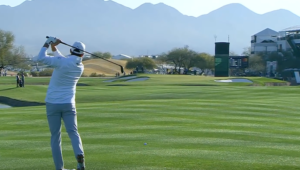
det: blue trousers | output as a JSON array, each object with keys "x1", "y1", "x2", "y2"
[{"x1": 46, "y1": 103, "x2": 84, "y2": 170}]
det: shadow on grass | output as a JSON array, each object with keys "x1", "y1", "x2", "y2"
[
  {"x1": 0, "y1": 96, "x2": 44, "y2": 107},
  {"x1": 77, "y1": 83, "x2": 90, "y2": 86},
  {"x1": 107, "y1": 84, "x2": 129, "y2": 86},
  {"x1": 0, "y1": 87, "x2": 17, "y2": 92}
]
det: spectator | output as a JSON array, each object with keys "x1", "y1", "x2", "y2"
[
  {"x1": 16, "y1": 74, "x2": 20, "y2": 87},
  {"x1": 21, "y1": 73, "x2": 25, "y2": 87},
  {"x1": 19, "y1": 79, "x2": 23, "y2": 87}
]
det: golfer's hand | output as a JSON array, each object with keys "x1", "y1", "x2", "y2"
[
  {"x1": 45, "y1": 36, "x2": 57, "y2": 45},
  {"x1": 50, "y1": 38, "x2": 61, "y2": 52},
  {"x1": 51, "y1": 39, "x2": 61, "y2": 46}
]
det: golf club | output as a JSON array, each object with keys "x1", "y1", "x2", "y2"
[{"x1": 46, "y1": 36, "x2": 124, "y2": 73}]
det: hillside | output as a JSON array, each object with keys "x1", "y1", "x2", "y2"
[
  {"x1": 83, "y1": 59, "x2": 131, "y2": 76},
  {"x1": 1, "y1": 0, "x2": 300, "y2": 55}
]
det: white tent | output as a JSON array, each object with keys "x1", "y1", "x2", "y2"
[{"x1": 252, "y1": 28, "x2": 278, "y2": 43}]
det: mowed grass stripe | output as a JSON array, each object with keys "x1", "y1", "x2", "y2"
[
  {"x1": 127, "y1": 149, "x2": 300, "y2": 166},
  {"x1": 1, "y1": 76, "x2": 300, "y2": 169},
  {"x1": 78, "y1": 98, "x2": 300, "y2": 160},
  {"x1": 78, "y1": 101, "x2": 300, "y2": 136},
  {"x1": 78, "y1": 101, "x2": 299, "y2": 125}
]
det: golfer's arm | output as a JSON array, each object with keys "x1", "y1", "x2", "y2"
[
  {"x1": 37, "y1": 47, "x2": 50, "y2": 62},
  {"x1": 51, "y1": 45, "x2": 64, "y2": 57},
  {"x1": 51, "y1": 44, "x2": 57, "y2": 52},
  {"x1": 37, "y1": 47, "x2": 61, "y2": 67}
]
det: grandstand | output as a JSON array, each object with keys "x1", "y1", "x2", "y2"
[{"x1": 251, "y1": 25, "x2": 300, "y2": 57}]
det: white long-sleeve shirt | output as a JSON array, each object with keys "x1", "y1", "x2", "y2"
[{"x1": 37, "y1": 47, "x2": 84, "y2": 104}]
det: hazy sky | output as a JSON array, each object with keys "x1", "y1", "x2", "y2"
[{"x1": 1, "y1": 0, "x2": 299, "y2": 17}]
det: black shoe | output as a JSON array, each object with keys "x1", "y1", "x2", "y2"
[{"x1": 77, "y1": 154, "x2": 85, "y2": 170}]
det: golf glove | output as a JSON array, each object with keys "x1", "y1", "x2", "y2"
[{"x1": 45, "y1": 36, "x2": 57, "y2": 45}]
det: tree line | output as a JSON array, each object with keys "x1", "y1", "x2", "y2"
[
  {"x1": 0, "y1": 30, "x2": 28, "y2": 73},
  {"x1": 126, "y1": 46, "x2": 300, "y2": 77},
  {"x1": 2, "y1": 29, "x2": 300, "y2": 77},
  {"x1": 126, "y1": 46, "x2": 214, "y2": 74}
]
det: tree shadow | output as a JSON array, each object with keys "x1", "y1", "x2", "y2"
[{"x1": 0, "y1": 96, "x2": 44, "y2": 107}]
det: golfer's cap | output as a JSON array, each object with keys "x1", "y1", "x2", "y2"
[{"x1": 71, "y1": 41, "x2": 85, "y2": 55}]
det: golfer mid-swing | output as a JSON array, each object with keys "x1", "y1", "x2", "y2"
[{"x1": 37, "y1": 37, "x2": 85, "y2": 170}]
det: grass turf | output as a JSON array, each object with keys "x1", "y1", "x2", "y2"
[{"x1": 0, "y1": 75, "x2": 300, "y2": 170}]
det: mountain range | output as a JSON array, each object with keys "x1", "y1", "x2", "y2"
[{"x1": 0, "y1": 0, "x2": 300, "y2": 56}]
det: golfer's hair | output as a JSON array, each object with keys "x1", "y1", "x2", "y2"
[
  {"x1": 71, "y1": 52, "x2": 82, "y2": 57},
  {"x1": 70, "y1": 49, "x2": 82, "y2": 57}
]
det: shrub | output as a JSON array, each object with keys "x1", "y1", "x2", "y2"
[
  {"x1": 81, "y1": 73, "x2": 88, "y2": 77},
  {"x1": 30, "y1": 71, "x2": 39, "y2": 77},
  {"x1": 97, "y1": 74, "x2": 106, "y2": 77},
  {"x1": 39, "y1": 69, "x2": 54, "y2": 76},
  {"x1": 89, "y1": 73, "x2": 106, "y2": 77},
  {"x1": 89, "y1": 73, "x2": 98, "y2": 77}
]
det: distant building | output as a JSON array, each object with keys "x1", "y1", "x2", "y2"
[
  {"x1": 251, "y1": 28, "x2": 278, "y2": 54},
  {"x1": 277, "y1": 26, "x2": 300, "y2": 57},
  {"x1": 112, "y1": 54, "x2": 132, "y2": 60},
  {"x1": 251, "y1": 26, "x2": 300, "y2": 57}
]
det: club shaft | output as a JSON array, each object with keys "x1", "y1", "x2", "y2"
[
  {"x1": 45, "y1": 36, "x2": 124, "y2": 71},
  {"x1": 60, "y1": 42, "x2": 122, "y2": 67}
]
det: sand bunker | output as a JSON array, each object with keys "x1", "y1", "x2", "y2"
[
  {"x1": 103, "y1": 76, "x2": 137, "y2": 82},
  {"x1": 126, "y1": 77, "x2": 149, "y2": 82},
  {"x1": 0, "y1": 104, "x2": 11, "y2": 109},
  {"x1": 214, "y1": 79, "x2": 253, "y2": 83}
]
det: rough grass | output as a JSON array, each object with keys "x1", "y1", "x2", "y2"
[{"x1": 0, "y1": 75, "x2": 299, "y2": 170}]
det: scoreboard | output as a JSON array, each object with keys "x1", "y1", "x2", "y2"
[{"x1": 229, "y1": 56, "x2": 249, "y2": 68}]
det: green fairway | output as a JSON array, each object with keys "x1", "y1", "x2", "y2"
[{"x1": 1, "y1": 75, "x2": 300, "y2": 170}]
